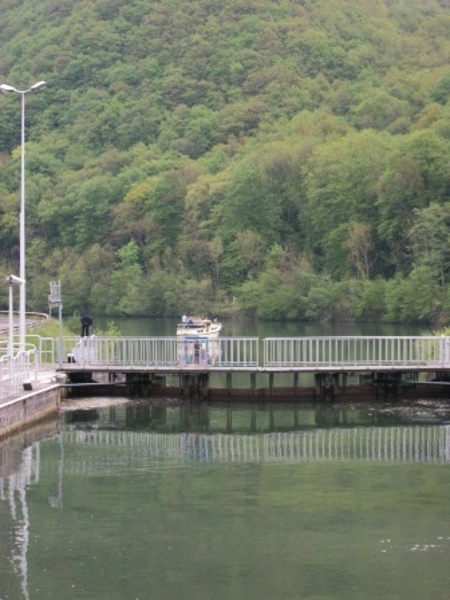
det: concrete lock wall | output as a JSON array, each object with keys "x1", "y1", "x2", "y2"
[{"x1": 0, "y1": 385, "x2": 62, "y2": 439}]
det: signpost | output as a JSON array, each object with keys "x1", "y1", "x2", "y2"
[{"x1": 48, "y1": 281, "x2": 62, "y2": 368}]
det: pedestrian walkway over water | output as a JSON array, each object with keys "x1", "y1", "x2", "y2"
[
  {"x1": 58, "y1": 335, "x2": 450, "y2": 372},
  {"x1": 54, "y1": 334, "x2": 450, "y2": 399},
  {"x1": 3, "y1": 334, "x2": 450, "y2": 402}
]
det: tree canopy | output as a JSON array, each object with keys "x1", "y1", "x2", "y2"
[{"x1": 1, "y1": 0, "x2": 450, "y2": 322}]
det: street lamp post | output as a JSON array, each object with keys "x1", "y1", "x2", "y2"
[
  {"x1": 0, "y1": 80, "x2": 46, "y2": 351},
  {"x1": 5, "y1": 274, "x2": 24, "y2": 380}
]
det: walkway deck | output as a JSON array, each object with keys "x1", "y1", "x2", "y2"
[
  {"x1": 57, "y1": 335, "x2": 450, "y2": 372},
  {"x1": 3, "y1": 334, "x2": 450, "y2": 402},
  {"x1": 53, "y1": 335, "x2": 450, "y2": 399}
]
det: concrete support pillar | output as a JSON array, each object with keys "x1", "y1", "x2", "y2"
[
  {"x1": 332, "y1": 373, "x2": 340, "y2": 397},
  {"x1": 293, "y1": 372, "x2": 299, "y2": 395},
  {"x1": 199, "y1": 373, "x2": 210, "y2": 398},
  {"x1": 178, "y1": 373, "x2": 210, "y2": 398},
  {"x1": 268, "y1": 372, "x2": 274, "y2": 396},
  {"x1": 250, "y1": 373, "x2": 256, "y2": 397},
  {"x1": 314, "y1": 373, "x2": 323, "y2": 397},
  {"x1": 226, "y1": 372, "x2": 232, "y2": 396}
]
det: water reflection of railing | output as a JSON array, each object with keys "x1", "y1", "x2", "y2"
[
  {"x1": 36, "y1": 426, "x2": 450, "y2": 474},
  {"x1": 0, "y1": 424, "x2": 448, "y2": 600}
]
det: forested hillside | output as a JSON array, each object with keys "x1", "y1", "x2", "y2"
[{"x1": 1, "y1": 0, "x2": 450, "y2": 322}]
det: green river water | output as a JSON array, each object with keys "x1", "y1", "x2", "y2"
[
  {"x1": 1, "y1": 399, "x2": 450, "y2": 600},
  {"x1": 2, "y1": 319, "x2": 450, "y2": 599}
]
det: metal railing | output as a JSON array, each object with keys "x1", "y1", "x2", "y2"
[
  {"x1": 64, "y1": 336, "x2": 260, "y2": 369},
  {"x1": 0, "y1": 345, "x2": 38, "y2": 399},
  {"x1": 4, "y1": 335, "x2": 450, "y2": 372},
  {"x1": 263, "y1": 336, "x2": 448, "y2": 369}
]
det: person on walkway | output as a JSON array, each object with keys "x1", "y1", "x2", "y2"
[{"x1": 80, "y1": 314, "x2": 93, "y2": 337}]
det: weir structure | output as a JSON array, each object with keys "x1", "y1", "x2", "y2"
[{"x1": 51, "y1": 334, "x2": 450, "y2": 400}]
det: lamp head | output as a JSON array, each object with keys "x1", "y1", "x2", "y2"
[
  {"x1": 5, "y1": 274, "x2": 24, "y2": 286},
  {"x1": 0, "y1": 81, "x2": 46, "y2": 94},
  {"x1": 0, "y1": 83, "x2": 18, "y2": 93},
  {"x1": 30, "y1": 80, "x2": 46, "y2": 92}
]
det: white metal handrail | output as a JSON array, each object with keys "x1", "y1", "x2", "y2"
[
  {"x1": 62, "y1": 336, "x2": 260, "y2": 368},
  {"x1": 263, "y1": 336, "x2": 449, "y2": 368},
  {"x1": 0, "y1": 346, "x2": 38, "y2": 400},
  {"x1": 12, "y1": 335, "x2": 450, "y2": 371}
]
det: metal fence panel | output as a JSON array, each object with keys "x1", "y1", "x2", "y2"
[
  {"x1": 0, "y1": 347, "x2": 38, "y2": 400},
  {"x1": 263, "y1": 337, "x2": 446, "y2": 368},
  {"x1": 12, "y1": 335, "x2": 450, "y2": 372},
  {"x1": 54, "y1": 336, "x2": 259, "y2": 368}
]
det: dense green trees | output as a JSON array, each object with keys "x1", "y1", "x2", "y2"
[{"x1": 1, "y1": 0, "x2": 450, "y2": 322}]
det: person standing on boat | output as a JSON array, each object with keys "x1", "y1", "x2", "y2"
[{"x1": 182, "y1": 314, "x2": 187, "y2": 324}]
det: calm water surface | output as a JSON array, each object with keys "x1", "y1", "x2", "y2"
[
  {"x1": 2, "y1": 400, "x2": 450, "y2": 600},
  {"x1": 91, "y1": 316, "x2": 427, "y2": 338}
]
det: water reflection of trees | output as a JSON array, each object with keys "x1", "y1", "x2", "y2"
[{"x1": 67, "y1": 401, "x2": 450, "y2": 434}]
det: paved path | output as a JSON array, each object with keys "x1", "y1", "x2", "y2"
[
  {"x1": 0, "y1": 311, "x2": 49, "y2": 336},
  {"x1": 0, "y1": 365, "x2": 60, "y2": 405}
]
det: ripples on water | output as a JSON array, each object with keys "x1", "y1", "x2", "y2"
[{"x1": 2, "y1": 398, "x2": 450, "y2": 600}]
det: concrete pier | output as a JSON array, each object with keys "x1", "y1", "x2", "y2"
[{"x1": 0, "y1": 369, "x2": 63, "y2": 439}]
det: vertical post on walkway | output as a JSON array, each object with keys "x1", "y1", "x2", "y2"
[
  {"x1": 6, "y1": 275, "x2": 24, "y2": 381},
  {"x1": 58, "y1": 300, "x2": 63, "y2": 368},
  {"x1": 49, "y1": 281, "x2": 62, "y2": 368},
  {"x1": 8, "y1": 282, "x2": 13, "y2": 360}
]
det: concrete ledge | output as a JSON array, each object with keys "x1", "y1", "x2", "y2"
[{"x1": 0, "y1": 384, "x2": 62, "y2": 440}]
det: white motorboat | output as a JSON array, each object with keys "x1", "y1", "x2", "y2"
[{"x1": 176, "y1": 317, "x2": 222, "y2": 338}]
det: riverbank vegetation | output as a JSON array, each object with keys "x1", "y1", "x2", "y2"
[{"x1": 1, "y1": 0, "x2": 450, "y2": 323}]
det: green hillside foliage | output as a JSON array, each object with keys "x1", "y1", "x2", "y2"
[{"x1": 1, "y1": 0, "x2": 450, "y2": 322}]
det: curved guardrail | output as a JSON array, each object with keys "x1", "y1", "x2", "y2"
[{"x1": 0, "y1": 344, "x2": 38, "y2": 399}]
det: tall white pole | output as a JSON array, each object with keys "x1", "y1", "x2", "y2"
[
  {"x1": 6, "y1": 274, "x2": 24, "y2": 378},
  {"x1": 19, "y1": 91, "x2": 26, "y2": 352},
  {"x1": 0, "y1": 81, "x2": 46, "y2": 352},
  {"x1": 8, "y1": 282, "x2": 13, "y2": 365}
]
